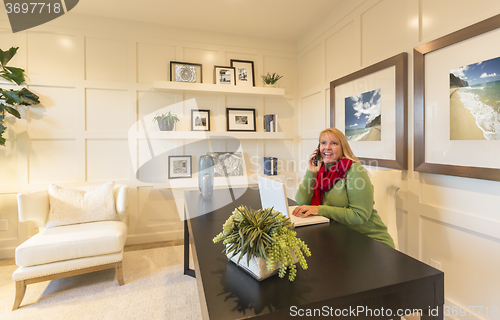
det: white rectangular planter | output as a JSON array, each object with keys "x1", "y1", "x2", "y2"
[{"x1": 228, "y1": 251, "x2": 298, "y2": 281}]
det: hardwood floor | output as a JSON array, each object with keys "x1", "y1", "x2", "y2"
[{"x1": 0, "y1": 240, "x2": 185, "y2": 267}]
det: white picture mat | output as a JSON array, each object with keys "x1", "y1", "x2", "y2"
[
  {"x1": 425, "y1": 27, "x2": 500, "y2": 168},
  {"x1": 228, "y1": 109, "x2": 255, "y2": 130},
  {"x1": 334, "y1": 66, "x2": 396, "y2": 160},
  {"x1": 215, "y1": 67, "x2": 235, "y2": 85},
  {"x1": 169, "y1": 157, "x2": 191, "y2": 177},
  {"x1": 232, "y1": 61, "x2": 253, "y2": 87},
  {"x1": 192, "y1": 110, "x2": 209, "y2": 130}
]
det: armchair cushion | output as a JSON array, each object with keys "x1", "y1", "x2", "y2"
[
  {"x1": 46, "y1": 181, "x2": 119, "y2": 229},
  {"x1": 15, "y1": 221, "x2": 127, "y2": 267}
]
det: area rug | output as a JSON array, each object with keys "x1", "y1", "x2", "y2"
[{"x1": 0, "y1": 246, "x2": 202, "y2": 320}]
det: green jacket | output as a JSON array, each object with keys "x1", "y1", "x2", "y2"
[{"x1": 295, "y1": 162, "x2": 395, "y2": 248}]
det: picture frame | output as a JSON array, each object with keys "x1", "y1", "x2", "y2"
[
  {"x1": 170, "y1": 61, "x2": 203, "y2": 83},
  {"x1": 207, "y1": 152, "x2": 244, "y2": 177},
  {"x1": 330, "y1": 52, "x2": 408, "y2": 170},
  {"x1": 230, "y1": 59, "x2": 255, "y2": 87},
  {"x1": 226, "y1": 108, "x2": 256, "y2": 132},
  {"x1": 214, "y1": 66, "x2": 236, "y2": 85},
  {"x1": 414, "y1": 14, "x2": 500, "y2": 181},
  {"x1": 191, "y1": 109, "x2": 210, "y2": 131},
  {"x1": 168, "y1": 155, "x2": 192, "y2": 179}
]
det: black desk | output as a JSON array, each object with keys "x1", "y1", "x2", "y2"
[{"x1": 184, "y1": 187, "x2": 444, "y2": 319}]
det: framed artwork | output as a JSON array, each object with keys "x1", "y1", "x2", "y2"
[
  {"x1": 230, "y1": 59, "x2": 255, "y2": 87},
  {"x1": 207, "y1": 152, "x2": 244, "y2": 177},
  {"x1": 191, "y1": 109, "x2": 210, "y2": 131},
  {"x1": 414, "y1": 14, "x2": 500, "y2": 181},
  {"x1": 226, "y1": 108, "x2": 256, "y2": 132},
  {"x1": 214, "y1": 66, "x2": 235, "y2": 85},
  {"x1": 330, "y1": 52, "x2": 408, "y2": 170},
  {"x1": 170, "y1": 61, "x2": 202, "y2": 83},
  {"x1": 168, "y1": 155, "x2": 192, "y2": 179}
]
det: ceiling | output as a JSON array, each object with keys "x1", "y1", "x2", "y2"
[{"x1": 71, "y1": 0, "x2": 342, "y2": 41}]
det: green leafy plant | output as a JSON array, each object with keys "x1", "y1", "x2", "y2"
[
  {"x1": 261, "y1": 72, "x2": 283, "y2": 85},
  {"x1": 0, "y1": 47, "x2": 40, "y2": 147},
  {"x1": 152, "y1": 111, "x2": 179, "y2": 131},
  {"x1": 213, "y1": 205, "x2": 311, "y2": 281}
]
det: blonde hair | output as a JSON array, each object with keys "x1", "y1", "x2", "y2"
[{"x1": 319, "y1": 128, "x2": 360, "y2": 164}]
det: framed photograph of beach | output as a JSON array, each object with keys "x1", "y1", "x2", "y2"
[
  {"x1": 330, "y1": 53, "x2": 408, "y2": 170},
  {"x1": 414, "y1": 14, "x2": 500, "y2": 181}
]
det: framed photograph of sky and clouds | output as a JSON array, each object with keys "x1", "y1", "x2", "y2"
[
  {"x1": 330, "y1": 53, "x2": 408, "y2": 170},
  {"x1": 345, "y1": 88, "x2": 382, "y2": 142},
  {"x1": 414, "y1": 14, "x2": 500, "y2": 181}
]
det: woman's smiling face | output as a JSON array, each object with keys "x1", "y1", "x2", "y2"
[{"x1": 319, "y1": 132, "x2": 343, "y2": 164}]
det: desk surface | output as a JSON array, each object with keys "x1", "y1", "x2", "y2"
[{"x1": 185, "y1": 187, "x2": 444, "y2": 320}]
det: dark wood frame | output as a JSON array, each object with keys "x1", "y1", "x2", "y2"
[
  {"x1": 168, "y1": 155, "x2": 192, "y2": 179},
  {"x1": 226, "y1": 108, "x2": 256, "y2": 132},
  {"x1": 214, "y1": 66, "x2": 236, "y2": 85},
  {"x1": 230, "y1": 59, "x2": 255, "y2": 86},
  {"x1": 414, "y1": 14, "x2": 500, "y2": 181},
  {"x1": 170, "y1": 61, "x2": 203, "y2": 83},
  {"x1": 330, "y1": 53, "x2": 408, "y2": 170},
  {"x1": 191, "y1": 109, "x2": 210, "y2": 131}
]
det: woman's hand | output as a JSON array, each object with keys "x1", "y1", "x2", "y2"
[
  {"x1": 308, "y1": 148, "x2": 321, "y2": 173},
  {"x1": 291, "y1": 205, "x2": 319, "y2": 218}
]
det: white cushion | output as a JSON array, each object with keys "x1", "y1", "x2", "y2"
[
  {"x1": 15, "y1": 221, "x2": 127, "y2": 267},
  {"x1": 12, "y1": 252, "x2": 123, "y2": 281},
  {"x1": 45, "y1": 181, "x2": 119, "y2": 229}
]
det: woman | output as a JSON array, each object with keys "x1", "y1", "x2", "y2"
[{"x1": 292, "y1": 128, "x2": 395, "y2": 248}]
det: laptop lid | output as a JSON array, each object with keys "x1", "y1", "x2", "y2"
[
  {"x1": 257, "y1": 176, "x2": 290, "y2": 217},
  {"x1": 258, "y1": 176, "x2": 330, "y2": 227}
]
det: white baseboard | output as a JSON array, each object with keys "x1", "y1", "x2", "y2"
[
  {"x1": 126, "y1": 230, "x2": 183, "y2": 245},
  {"x1": 0, "y1": 246, "x2": 16, "y2": 259}
]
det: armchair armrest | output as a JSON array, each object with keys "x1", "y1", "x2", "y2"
[
  {"x1": 114, "y1": 185, "x2": 129, "y2": 222},
  {"x1": 17, "y1": 190, "x2": 50, "y2": 228}
]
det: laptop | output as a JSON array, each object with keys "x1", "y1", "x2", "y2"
[{"x1": 257, "y1": 176, "x2": 330, "y2": 227}]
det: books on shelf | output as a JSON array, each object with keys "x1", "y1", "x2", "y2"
[
  {"x1": 263, "y1": 114, "x2": 278, "y2": 132},
  {"x1": 264, "y1": 157, "x2": 278, "y2": 176}
]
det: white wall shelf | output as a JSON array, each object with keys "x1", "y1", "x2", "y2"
[
  {"x1": 158, "y1": 174, "x2": 290, "y2": 189},
  {"x1": 132, "y1": 131, "x2": 294, "y2": 140},
  {"x1": 153, "y1": 80, "x2": 285, "y2": 96}
]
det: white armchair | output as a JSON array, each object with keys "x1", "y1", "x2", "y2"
[{"x1": 12, "y1": 183, "x2": 129, "y2": 310}]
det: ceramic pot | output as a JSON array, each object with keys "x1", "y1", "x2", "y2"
[{"x1": 158, "y1": 120, "x2": 174, "y2": 131}]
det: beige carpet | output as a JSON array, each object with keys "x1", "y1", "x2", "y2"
[{"x1": 0, "y1": 246, "x2": 202, "y2": 320}]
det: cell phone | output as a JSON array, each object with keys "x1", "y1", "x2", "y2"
[{"x1": 314, "y1": 144, "x2": 322, "y2": 166}]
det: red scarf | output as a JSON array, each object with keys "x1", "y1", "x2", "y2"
[{"x1": 311, "y1": 158, "x2": 353, "y2": 205}]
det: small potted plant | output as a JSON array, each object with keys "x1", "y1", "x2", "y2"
[
  {"x1": 261, "y1": 72, "x2": 283, "y2": 87},
  {"x1": 152, "y1": 111, "x2": 179, "y2": 131},
  {"x1": 213, "y1": 205, "x2": 311, "y2": 281}
]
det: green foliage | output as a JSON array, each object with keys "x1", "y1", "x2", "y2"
[
  {"x1": 261, "y1": 72, "x2": 283, "y2": 85},
  {"x1": 0, "y1": 47, "x2": 40, "y2": 147},
  {"x1": 213, "y1": 205, "x2": 311, "y2": 281},
  {"x1": 152, "y1": 111, "x2": 179, "y2": 126}
]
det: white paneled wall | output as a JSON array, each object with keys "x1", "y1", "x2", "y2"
[
  {"x1": 0, "y1": 14, "x2": 297, "y2": 256},
  {"x1": 297, "y1": 0, "x2": 500, "y2": 319}
]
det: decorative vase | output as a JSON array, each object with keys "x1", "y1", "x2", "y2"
[
  {"x1": 158, "y1": 120, "x2": 174, "y2": 131},
  {"x1": 198, "y1": 155, "x2": 214, "y2": 197},
  {"x1": 264, "y1": 83, "x2": 275, "y2": 88},
  {"x1": 200, "y1": 174, "x2": 213, "y2": 197}
]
